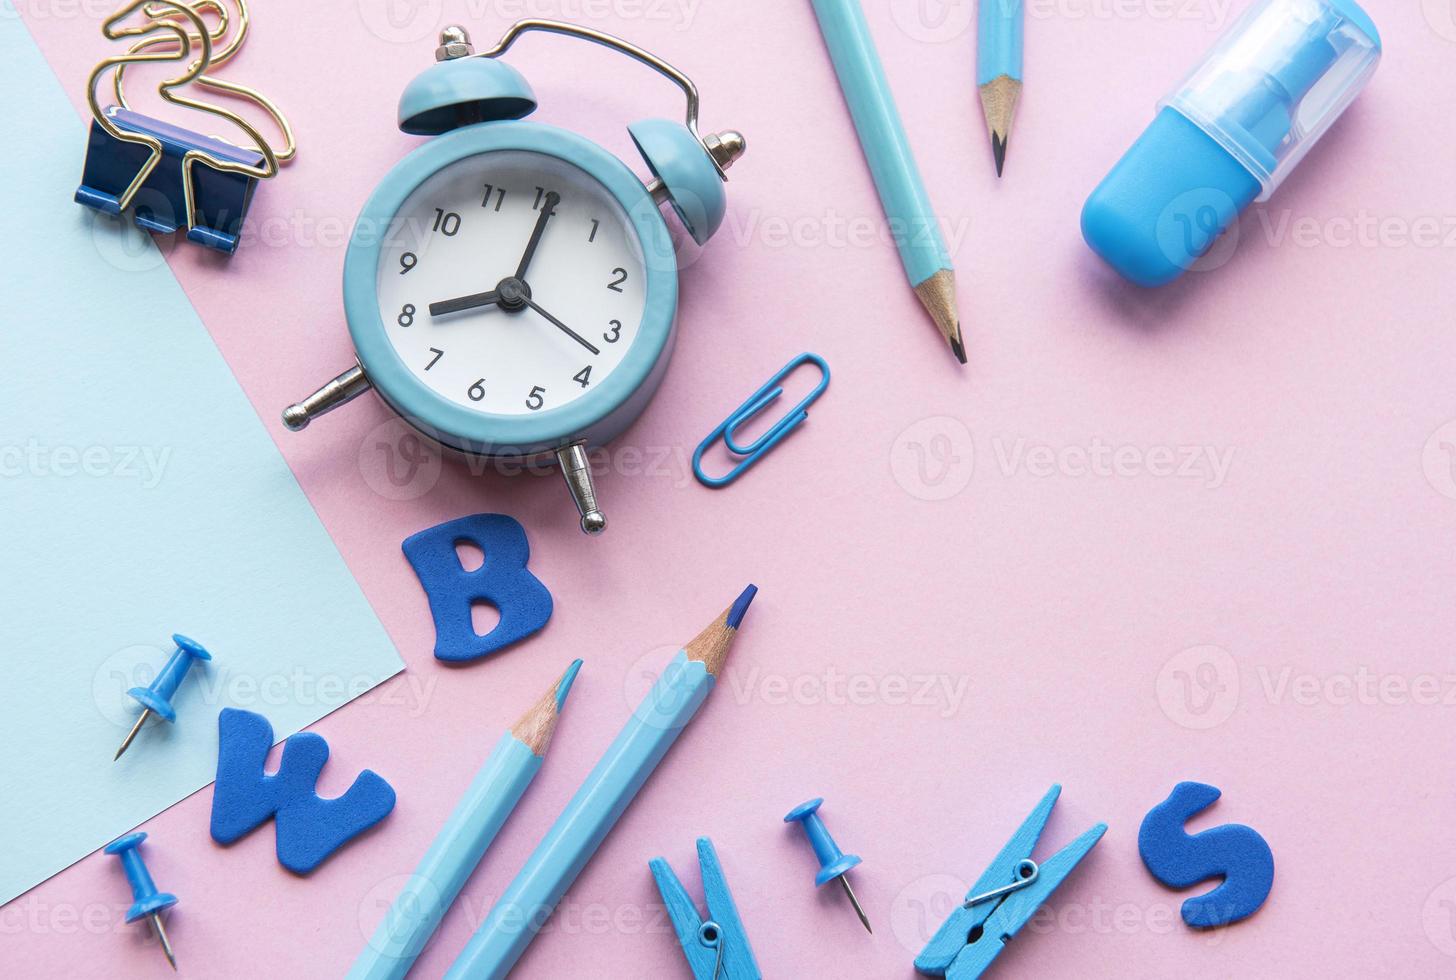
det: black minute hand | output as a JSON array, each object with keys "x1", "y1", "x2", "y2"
[
  {"x1": 523, "y1": 297, "x2": 601, "y2": 356},
  {"x1": 514, "y1": 191, "x2": 560, "y2": 281}
]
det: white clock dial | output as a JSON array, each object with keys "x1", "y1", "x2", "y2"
[{"x1": 375, "y1": 150, "x2": 647, "y2": 417}]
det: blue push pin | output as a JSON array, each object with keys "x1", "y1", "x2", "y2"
[
  {"x1": 114, "y1": 634, "x2": 212, "y2": 761},
  {"x1": 784, "y1": 797, "x2": 872, "y2": 933},
  {"x1": 104, "y1": 832, "x2": 178, "y2": 970}
]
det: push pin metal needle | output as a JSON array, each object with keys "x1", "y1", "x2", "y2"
[
  {"x1": 114, "y1": 634, "x2": 212, "y2": 761},
  {"x1": 104, "y1": 832, "x2": 179, "y2": 970},
  {"x1": 784, "y1": 797, "x2": 873, "y2": 934}
]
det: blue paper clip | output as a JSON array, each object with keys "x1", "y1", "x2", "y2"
[
  {"x1": 915, "y1": 785, "x2": 1107, "y2": 980},
  {"x1": 649, "y1": 837, "x2": 761, "y2": 980},
  {"x1": 692, "y1": 353, "x2": 830, "y2": 488}
]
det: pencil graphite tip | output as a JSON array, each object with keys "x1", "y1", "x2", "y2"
[
  {"x1": 979, "y1": 75, "x2": 1020, "y2": 179},
  {"x1": 726, "y1": 584, "x2": 758, "y2": 630},
  {"x1": 950, "y1": 329, "x2": 967, "y2": 365},
  {"x1": 554, "y1": 659, "x2": 584, "y2": 711}
]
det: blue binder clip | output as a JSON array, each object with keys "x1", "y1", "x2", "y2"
[
  {"x1": 692, "y1": 353, "x2": 829, "y2": 488},
  {"x1": 915, "y1": 786, "x2": 1107, "y2": 980},
  {"x1": 76, "y1": 0, "x2": 295, "y2": 255},
  {"x1": 649, "y1": 837, "x2": 762, "y2": 980}
]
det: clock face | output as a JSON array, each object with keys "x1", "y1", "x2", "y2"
[{"x1": 375, "y1": 150, "x2": 648, "y2": 418}]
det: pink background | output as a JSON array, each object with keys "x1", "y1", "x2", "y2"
[{"x1": 10, "y1": 0, "x2": 1456, "y2": 975}]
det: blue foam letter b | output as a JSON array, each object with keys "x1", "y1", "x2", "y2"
[{"x1": 401, "y1": 513, "x2": 553, "y2": 663}]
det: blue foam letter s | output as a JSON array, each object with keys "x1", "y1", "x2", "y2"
[{"x1": 1138, "y1": 781, "x2": 1274, "y2": 928}]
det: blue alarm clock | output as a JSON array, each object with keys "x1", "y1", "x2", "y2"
[{"x1": 283, "y1": 20, "x2": 744, "y2": 534}]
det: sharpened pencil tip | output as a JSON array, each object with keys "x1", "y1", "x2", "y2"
[
  {"x1": 726, "y1": 584, "x2": 757, "y2": 630},
  {"x1": 950, "y1": 330, "x2": 967, "y2": 364},
  {"x1": 979, "y1": 75, "x2": 1020, "y2": 179},
  {"x1": 554, "y1": 659, "x2": 583, "y2": 710}
]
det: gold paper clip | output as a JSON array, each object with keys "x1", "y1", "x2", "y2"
[{"x1": 76, "y1": 0, "x2": 296, "y2": 254}]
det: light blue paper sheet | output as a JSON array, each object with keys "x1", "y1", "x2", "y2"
[{"x1": 0, "y1": 14, "x2": 403, "y2": 906}]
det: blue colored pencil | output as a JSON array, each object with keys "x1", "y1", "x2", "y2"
[
  {"x1": 978, "y1": 0, "x2": 1024, "y2": 176},
  {"x1": 348, "y1": 660, "x2": 583, "y2": 980},
  {"x1": 809, "y1": 0, "x2": 966, "y2": 365},
  {"x1": 443, "y1": 586, "x2": 758, "y2": 980}
]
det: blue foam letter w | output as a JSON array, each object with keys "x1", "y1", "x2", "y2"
[{"x1": 210, "y1": 708, "x2": 396, "y2": 874}]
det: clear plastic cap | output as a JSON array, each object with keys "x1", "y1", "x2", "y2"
[{"x1": 1161, "y1": 0, "x2": 1381, "y2": 200}]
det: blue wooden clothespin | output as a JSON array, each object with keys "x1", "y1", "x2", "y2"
[
  {"x1": 649, "y1": 838, "x2": 761, "y2": 980},
  {"x1": 915, "y1": 785, "x2": 1106, "y2": 980}
]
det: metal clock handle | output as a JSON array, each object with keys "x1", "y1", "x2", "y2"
[{"x1": 473, "y1": 18, "x2": 729, "y2": 178}]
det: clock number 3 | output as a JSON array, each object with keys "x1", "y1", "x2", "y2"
[{"x1": 603, "y1": 320, "x2": 622, "y2": 344}]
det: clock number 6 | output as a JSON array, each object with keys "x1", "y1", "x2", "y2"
[
  {"x1": 526, "y1": 386, "x2": 546, "y2": 411},
  {"x1": 468, "y1": 379, "x2": 486, "y2": 402}
]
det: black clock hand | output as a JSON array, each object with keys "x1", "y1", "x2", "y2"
[
  {"x1": 522, "y1": 297, "x2": 601, "y2": 356},
  {"x1": 514, "y1": 191, "x2": 559, "y2": 281},
  {"x1": 429, "y1": 289, "x2": 500, "y2": 317}
]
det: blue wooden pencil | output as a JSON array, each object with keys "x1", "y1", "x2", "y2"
[
  {"x1": 443, "y1": 585, "x2": 758, "y2": 980},
  {"x1": 809, "y1": 0, "x2": 966, "y2": 365},
  {"x1": 348, "y1": 660, "x2": 582, "y2": 980},
  {"x1": 978, "y1": 0, "x2": 1024, "y2": 176}
]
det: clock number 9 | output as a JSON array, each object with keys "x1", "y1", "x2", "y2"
[
  {"x1": 397, "y1": 304, "x2": 415, "y2": 327},
  {"x1": 604, "y1": 319, "x2": 622, "y2": 344},
  {"x1": 399, "y1": 252, "x2": 417, "y2": 274},
  {"x1": 526, "y1": 386, "x2": 546, "y2": 411}
]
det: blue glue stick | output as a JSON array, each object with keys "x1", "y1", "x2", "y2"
[{"x1": 1081, "y1": 0, "x2": 1381, "y2": 286}]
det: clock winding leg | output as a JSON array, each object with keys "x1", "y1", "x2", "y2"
[
  {"x1": 557, "y1": 442, "x2": 606, "y2": 536},
  {"x1": 282, "y1": 364, "x2": 372, "y2": 431}
]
